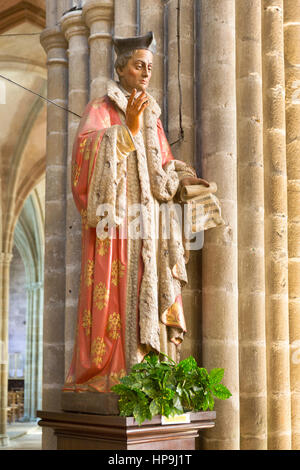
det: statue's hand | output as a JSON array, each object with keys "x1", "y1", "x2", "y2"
[
  {"x1": 180, "y1": 176, "x2": 210, "y2": 187},
  {"x1": 125, "y1": 89, "x2": 149, "y2": 136}
]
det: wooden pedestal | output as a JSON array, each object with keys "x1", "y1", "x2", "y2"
[{"x1": 37, "y1": 410, "x2": 216, "y2": 450}]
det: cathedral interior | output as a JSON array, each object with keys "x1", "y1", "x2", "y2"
[{"x1": 0, "y1": 0, "x2": 300, "y2": 451}]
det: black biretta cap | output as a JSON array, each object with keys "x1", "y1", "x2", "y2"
[{"x1": 112, "y1": 31, "x2": 156, "y2": 56}]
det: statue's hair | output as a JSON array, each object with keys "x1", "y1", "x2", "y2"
[{"x1": 114, "y1": 50, "x2": 137, "y2": 78}]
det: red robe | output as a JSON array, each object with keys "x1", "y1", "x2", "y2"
[{"x1": 63, "y1": 89, "x2": 186, "y2": 393}]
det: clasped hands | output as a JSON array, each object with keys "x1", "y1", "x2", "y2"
[{"x1": 125, "y1": 89, "x2": 209, "y2": 188}]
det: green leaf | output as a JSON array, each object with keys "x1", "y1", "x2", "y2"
[
  {"x1": 149, "y1": 399, "x2": 161, "y2": 418},
  {"x1": 209, "y1": 368, "x2": 224, "y2": 385},
  {"x1": 177, "y1": 356, "x2": 197, "y2": 373},
  {"x1": 144, "y1": 352, "x2": 159, "y2": 367},
  {"x1": 211, "y1": 383, "x2": 232, "y2": 400},
  {"x1": 133, "y1": 400, "x2": 151, "y2": 425}
]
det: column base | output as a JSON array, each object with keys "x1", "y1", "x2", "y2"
[{"x1": 0, "y1": 434, "x2": 9, "y2": 447}]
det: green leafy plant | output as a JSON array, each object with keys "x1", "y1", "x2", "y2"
[{"x1": 111, "y1": 352, "x2": 232, "y2": 425}]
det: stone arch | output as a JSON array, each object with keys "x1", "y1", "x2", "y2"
[{"x1": 12, "y1": 182, "x2": 45, "y2": 420}]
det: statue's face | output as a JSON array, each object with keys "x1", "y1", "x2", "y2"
[{"x1": 118, "y1": 49, "x2": 153, "y2": 93}]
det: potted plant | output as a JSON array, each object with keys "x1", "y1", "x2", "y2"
[{"x1": 111, "y1": 352, "x2": 231, "y2": 425}]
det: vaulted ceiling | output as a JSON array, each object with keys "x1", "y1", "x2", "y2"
[{"x1": 0, "y1": 0, "x2": 46, "y2": 252}]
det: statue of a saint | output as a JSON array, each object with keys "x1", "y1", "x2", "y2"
[{"x1": 63, "y1": 32, "x2": 209, "y2": 393}]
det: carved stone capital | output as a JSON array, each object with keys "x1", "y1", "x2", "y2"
[
  {"x1": 60, "y1": 10, "x2": 89, "y2": 42},
  {"x1": 82, "y1": 0, "x2": 114, "y2": 28},
  {"x1": 40, "y1": 26, "x2": 68, "y2": 54}
]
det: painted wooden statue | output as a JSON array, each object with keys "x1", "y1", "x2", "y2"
[{"x1": 63, "y1": 32, "x2": 209, "y2": 393}]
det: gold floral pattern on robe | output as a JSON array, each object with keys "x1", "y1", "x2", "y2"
[
  {"x1": 72, "y1": 161, "x2": 80, "y2": 187},
  {"x1": 111, "y1": 259, "x2": 125, "y2": 286},
  {"x1": 93, "y1": 282, "x2": 109, "y2": 310},
  {"x1": 91, "y1": 337, "x2": 106, "y2": 366},
  {"x1": 107, "y1": 312, "x2": 121, "y2": 340},
  {"x1": 96, "y1": 237, "x2": 111, "y2": 256},
  {"x1": 82, "y1": 309, "x2": 92, "y2": 335},
  {"x1": 85, "y1": 259, "x2": 94, "y2": 287}
]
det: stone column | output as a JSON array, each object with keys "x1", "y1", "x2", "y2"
[
  {"x1": 199, "y1": 0, "x2": 239, "y2": 450},
  {"x1": 262, "y1": 0, "x2": 291, "y2": 450},
  {"x1": 24, "y1": 282, "x2": 43, "y2": 420},
  {"x1": 164, "y1": 0, "x2": 202, "y2": 363},
  {"x1": 114, "y1": 0, "x2": 137, "y2": 38},
  {"x1": 236, "y1": 0, "x2": 267, "y2": 449},
  {"x1": 40, "y1": 27, "x2": 68, "y2": 450},
  {"x1": 113, "y1": 0, "x2": 137, "y2": 82},
  {"x1": 61, "y1": 10, "x2": 89, "y2": 373},
  {"x1": 140, "y1": 0, "x2": 164, "y2": 107},
  {"x1": 0, "y1": 252, "x2": 12, "y2": 447},
  {"x1": 82, "y1": 0, "x2": 114, "y2": 99},
  {"x1": 284, "y1": 0, "x2": 300, "y2": 450}
]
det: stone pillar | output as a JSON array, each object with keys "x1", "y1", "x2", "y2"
[
  {"x1": 163, "y1": 0, "x2": 202, "y2": 363},
  {"x1": 24, "y1": 282, "x2": 43, "y2": 420},
  {"x1": 284, "y1": 0, "x2": 300, "y2": 450},
  {"x1": 113, "y1": 0, "x2": 137, "y2": 82},
  {"x1": 140, "y1": 0, "x2": 164, "y2": 107},
  {"x1": 40, "y1": 27, "x2": 68, "y2": 450},
  {"x1": 114, "y1": 0, "x2": 137, "y2": 38},
  {"x1": 82, "y1": 0, "x2": 114, "y2": 99},
  {"x1": 262, "y1": 0, "x2": 291, "y2": 450},
  {"x1": 0, "y1": 252, "x2": 12, "y2": 447},
  {"x1": 199, "y1": 0, "x2": 239, "y2": 450},
  {"x1": 60, "y1": 10, "x2": 89, "y2": 373},
  {"x1": 236, "y1": 0, "x2": 267, "y2": 449}
]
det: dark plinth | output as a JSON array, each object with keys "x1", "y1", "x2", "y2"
[
  {"x1": 37, "y1": 410, "x2": 216, "y2": 450},
  {"x1": 61, "y1": 391, "x2": 120, "y2": 415}
]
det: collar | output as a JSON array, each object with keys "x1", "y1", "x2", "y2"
[{"x1": 106, "y1": 79, "x2": 161, "y2": 118}]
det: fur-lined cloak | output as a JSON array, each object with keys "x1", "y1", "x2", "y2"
[{"x1": 64, "y1": 80, "x2": 196, "y2": 392}]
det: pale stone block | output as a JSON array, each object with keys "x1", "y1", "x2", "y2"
[
  {"x1": 240, "y1": 436, "x2": 267, "y2": 450},
  {"x1": 200, "y1": 22, "x2": 235, "y2": 67},
  {"x1": 286, "y1": 106, "x2": 300, "y2": 143},
  {"x1": 288, "y1": 260, "x2": 300, "y2": 298},
  {"x1": 263, "y1": 6, "x2": 285, "y2": 54},
  {"x1": 266, "y1": 296, "x2": 289, "y2": 341},
  {"x1": 237, "y1": 77, "x2": 263, "y2": 118},
  {"x1": 268, "y1": 394, "x2": 292, "y2": 435},
  {"x1": 284, "y1": 0, "x2": 300, "y2": 22},
  {"x1": 264, "y1": 90, "x2": 286, "y2": 131},
  {"x1": 239, "y1": 249, "x2": 265, "y2": 292},
  {"x1": 238, "y1": 208, "x2": 264, "y2": 249},
  {"x1": 263, "y1": 54, "x2": 285, "y2": 89},
  {"x1": 240, "y1": 395, "x2": 267, "y2": 438},
  {"x1": 287, "y1": 181, "x2": 300, "y2": 219},
  {"x1": 238, "y1": 164, "x2": 264, "y2": 209},
  {"x1": 264, "y1": 132, "x2": 287, "y2": 174},
  {"x1": 202, "y1": 245, "x2": 237, "y2": 290},
  {"x1": 201, "y1": 63, "x2": 237, "y2": 107},
  {"x1": 284, "y1": 26, "x2": 300, "y2": 64},
  {"x1": 267, "y1": 343, "x2": 291, "y2": 392},
  {"x1": 239, "y1": 343, "x2": 267, "y2": 393},
  {"x1": 284, "y1": 67, "x2": 300, "y2": 105},
  {"x1": 202, "y1": 290, "x2": 239, "y2": 340},
  {"x1": 289, "y1": 301, "x2": 300, "y2": 343},
  {"x1": 268, "y1": 174, "x2": 287, "y2": 215},
  {"x1": 239, "y1": 292, "x2": 266, "y2": 341},
  {"x1": 267, "y1": 256, "x2": 288, "y2": 295},
  {"x1": 201, "y1": 107, "x2": 237, "y2": 156}
]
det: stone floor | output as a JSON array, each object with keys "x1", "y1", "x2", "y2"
[{"x1": 2, "y1": 421, "x2": 42, "y2": 450}]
